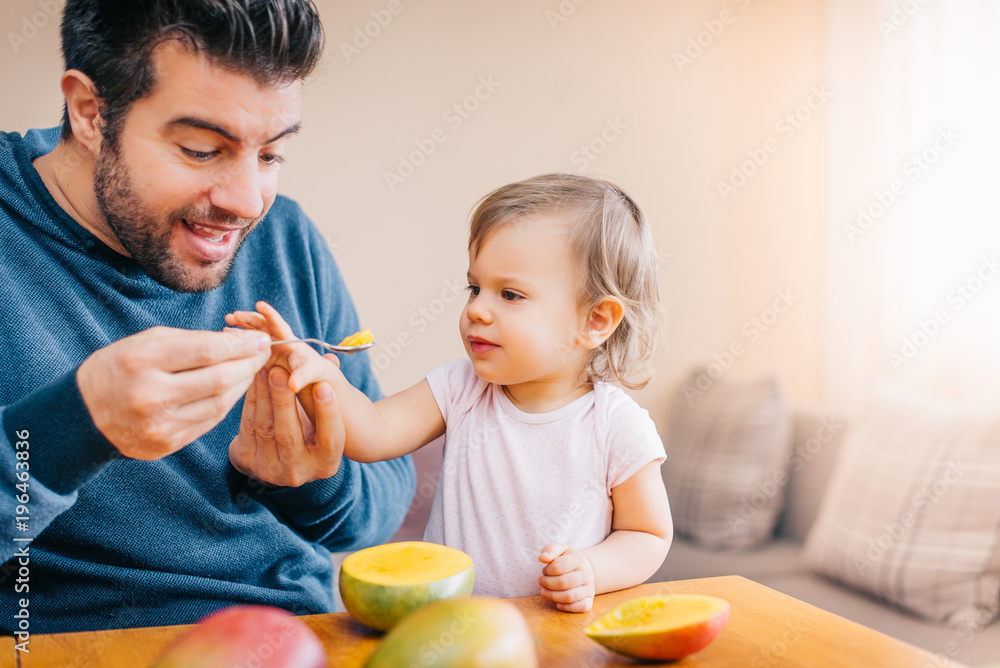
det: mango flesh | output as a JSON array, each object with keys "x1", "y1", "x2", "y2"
[
  {"x1": 364, "y1": 597, "x2": 537, "y2": 668},
  {"x1": 150, "y1": 605, "x2": 326, "y2": 668},
  {"x1": 338, "y1": 329, "x2": 374, "y2": 347},
  {"x1": 340, "y1": 541, "x2": 475, "y2": 631},
  {"x1": 584, "y1": 594, "x2": 730, "y2": 660}
]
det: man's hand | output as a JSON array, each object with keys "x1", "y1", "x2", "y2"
[
  {"x1": 76, "y1": 327, "x2": 272, "y2": 460},
  {"x1": 538, "y1": 543, "x2": 597, "y2": 612},
  {"x1": 226, "y1": 300, "x2": 352, "y2": 424},
  {"x1": 229, "y1": 361, "x2": 346, "y2": 487}
]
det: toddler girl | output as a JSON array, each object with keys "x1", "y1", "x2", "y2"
[{"x1": 227, "y1": 173, "x2": 672, "y2": 612}]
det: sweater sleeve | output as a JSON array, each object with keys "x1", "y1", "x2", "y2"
[
  {"x1": 253, "y1": 457, "x2": 415, "y2": 551},
  {"x1": 0, "y1": 369, "x2": 120, "y2": 560}
]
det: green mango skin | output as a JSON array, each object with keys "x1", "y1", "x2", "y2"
[
  {"x1": 364, "y1": 597, "x2": 538, "y2": 668},
  {"x1": 150, "y1": 605, "x2": 327, "y2": 668},
  {"x1": 340, "y1": 565, "x2": 475, "y2": 632}
]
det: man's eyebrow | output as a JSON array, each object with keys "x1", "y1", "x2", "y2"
[{"x1": 167, "y1": 117, "x2": 302, "y2": 144}]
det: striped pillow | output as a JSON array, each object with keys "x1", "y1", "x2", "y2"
[
  {"x1": 803, "y1": 383, "x2": 1000, "y2": 628},
  {"x1": 664, "y1": 371, "x2": 792, "y2": 549}
]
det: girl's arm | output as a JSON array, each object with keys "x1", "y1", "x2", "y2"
[
  {"x1": 226, "y1": 302, "x2": 444, "y2": 463},
  {"x1": 539, "y1": 461, "x2": 673, "y2": 612}
]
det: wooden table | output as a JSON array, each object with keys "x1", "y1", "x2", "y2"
[{"x1": 7, "y1": 576, "x2": 967, "y2": 667}]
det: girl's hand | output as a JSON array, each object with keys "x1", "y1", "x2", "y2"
[
  {"x1": 225, "y1": 301, "x2": 344, "y2": 423},
  {"x1": 538, "y1": 543, "x2": 596, "y2": 612}
]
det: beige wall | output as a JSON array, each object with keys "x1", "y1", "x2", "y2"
[{"x1": 1, "y1": 0, "x2": 827, "y2": 429}]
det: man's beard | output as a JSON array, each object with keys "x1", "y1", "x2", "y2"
[{"x1": 92, "y1": 136, "x2": 261, "y2": 294}]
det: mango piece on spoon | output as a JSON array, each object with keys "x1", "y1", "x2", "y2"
[{"x1": 338, "y1": 329, "x2": 373, "y2": 347}]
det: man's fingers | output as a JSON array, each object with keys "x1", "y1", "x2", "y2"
[
  {"x1": 268, "y1": 366, "x2": 304, "y2": 468},
  {"x1": 311, "y1": 381, "x2": 345, "y2": 476},
  {"x1": 132, "y1": 370, "x2": 256, "y2": 454},
  {"x1": 162, "y1": 349, "x2": 270, "y2": 406},
  {"x1": 149, "y1": 328, "x2": 271, "y2": 373},
  {"x1": 233, "y1": 371, "x2": 259, "y2": 458}
]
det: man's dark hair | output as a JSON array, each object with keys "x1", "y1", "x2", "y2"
[{"x1": 59, "y1": 0, "x2": 324, "y2": 141}]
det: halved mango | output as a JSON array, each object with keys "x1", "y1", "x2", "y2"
[
  {"x1": 339, "y1": 541, "x2": 474, "y2": 631},
  {"x1": 584, "y1": 594, "x2": 730, "y2": 660},
  {"x1": 338, "y1": 329, "x2": 374, "y2": 347}
]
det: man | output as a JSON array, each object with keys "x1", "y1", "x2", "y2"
[{"x1": 0, "y1": 0, "x2": 414, "y2": 633}]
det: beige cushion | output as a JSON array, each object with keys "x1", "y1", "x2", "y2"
[
  {"x1": 663, "y1": 370, "x2": 792, "y2": 548},
  {"x1": 803, "y1": 383, "x2": 1000, "y2": 628}
]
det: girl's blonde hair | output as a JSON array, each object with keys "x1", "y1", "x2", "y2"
[{"x1": 469, "y1": 173, "x2": 663, "y2": 390}]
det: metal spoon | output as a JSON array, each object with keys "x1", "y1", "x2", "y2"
[{"x1": 269, "y1": 338, "x2": 374, "y2": 354}]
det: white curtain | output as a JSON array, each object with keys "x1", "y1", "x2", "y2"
[{"x1": 823, "y1": 0, "x2": 1000, "y2": 406}]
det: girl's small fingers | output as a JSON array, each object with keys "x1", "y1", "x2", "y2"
[
  {"x1": 541, "y1": 584, "x2": 591, "y2": 605},
  {"x1": 227, "y1": 311, "x2": 267, "y2": 326},
  {"x1": 539, "y1": 570, "x2": 584, "y2": 593},
  {"x1": 539, "y1": 543, "x2": 570, "y2": 564},
  {"x1": 557, "y1": 596, "x2": 593, "y2": 613},
  {"x1": 255, "y1": 301, "x2": 298, "y2": 340},
  {"x1": 542, "y1": 554, "x2": 579, "y2": 577}
]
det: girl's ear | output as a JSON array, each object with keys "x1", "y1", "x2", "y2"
[{"x1": 578, "y1": 296, "x2": 624, "y2": 350}]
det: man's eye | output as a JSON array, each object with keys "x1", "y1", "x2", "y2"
[
  {"x1": 260, "y1": 153, "x2": 285, "y2": 166},
  {"x1": 181, "y1": 147, "x2": 216, "y2": 161},
  {"x1": 501, "y1": 290, "x2": 521, "y2": 301},
  {"x1": 467, "y1": 285, "x2": 480, "y2": 296}
]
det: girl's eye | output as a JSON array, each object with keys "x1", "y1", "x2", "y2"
[
  {"x1": 260, "y1": 153, "x2": 285, "y2": 166},
  {"x1": 467, "y1": 285, "x2": 480, "y2": 296},
  {"x1": 501, "y1": 290, "x2": 521, "y2": 301}
]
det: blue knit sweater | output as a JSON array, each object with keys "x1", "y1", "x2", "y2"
[{"x1": 0, "y1": 128, "x2": 415, "y2": 634}]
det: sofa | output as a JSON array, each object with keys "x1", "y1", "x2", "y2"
[
  {"x1": 650, "y1": 404, "x2": 1000, "y2": 667},
  {"x1": 336, "y1": 400, "x2": 1000, "y2": 667}
]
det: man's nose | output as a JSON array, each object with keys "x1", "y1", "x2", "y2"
[{"x1": 210, "y1": 156, "x2": 265, "y2": 221}]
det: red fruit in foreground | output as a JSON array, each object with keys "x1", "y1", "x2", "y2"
[{"x1": 150, "y1": 605, "x2": 327, "y2": 668}]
